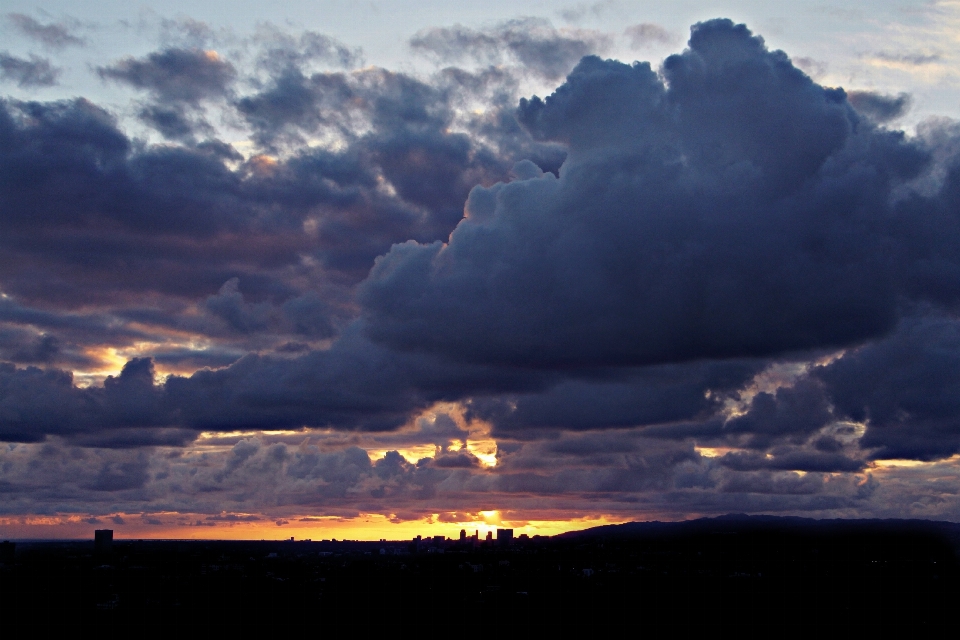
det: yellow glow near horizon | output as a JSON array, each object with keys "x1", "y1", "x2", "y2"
[
  {"x1": 0, "y1": 512, "x2": 635, "y2": 541},
  {"x1": 873, "y1": 458, "x2": 945, "y2": 468},
  {"x1": 695, "y1": 446, "x2": 730, "y2": 458}
]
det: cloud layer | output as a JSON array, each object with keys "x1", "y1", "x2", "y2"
[{"x1": 4, "y1": 17, "x2": 960, "y2": 532}]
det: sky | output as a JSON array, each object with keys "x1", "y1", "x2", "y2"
[{"x1": 3, "y1": 1, "x2": 960, "y2": 540}]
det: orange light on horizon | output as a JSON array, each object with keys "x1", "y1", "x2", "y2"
[{"x1": 0, "y1": 512, "x2": 635, "y2": 541}]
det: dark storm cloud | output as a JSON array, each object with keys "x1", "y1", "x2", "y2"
[
  {"x1": 148, "y1": 347, "x2": 242, "y2": 370},
  {"x1": 201, "y1": 279, "x2": 337, "y2": 338},
  {"x1": 0, "y1": 329, "x2": 59, "y2": 364},
  {"x1": 847, "y1": 91, "x2": 911, "y2": 123},
  {"x1": 235, "y1": 66, "x2": 513, "y2": 266},
  {"x1": 469, "y1": 360, "x2": 760, "y2": 437},
  {"x1": 137, "y1": 104, "x2": 198, "y2": 140},
  {"x1": 360, "y1": 20, "x2": 931, "y2": 370},
  {"x1": 163, "y1": 325, "x2": 552, "y2": 434},
  {"x1": 718, "y1": 450, "x2": 864, "y2": 473},
  {"x1": 0, "y1": 52, "x2": 60, "y2": 87},
  {"x1": 0, "y1": 96, "x2": 263, "y2": 301},
  {"x1": 235, "y1": 67, "x2": 354, "y2": 146},
  {"x1": 0, "y1": 322, "x2": 97, "y2": 370},
  {"x1": 6, "y1": 14, "x2": 84, "y2": 49},
  {"x1": 427, "y1": 450, "x2": 481, "y2": 468},
  {"x1": 410, "y1": 18, "x2": 610, "y2": 79},
  {"x1": 664, "y1": 313, "x2": 960, "y2": 465},
  {"x1": 816, "y1": 315, "x2": 960, "y2": 461},
  {"x1": 717, "y1": 469, "x2": 828, "y2": 495},
  {"x1": 0, "y1": 358, "x2": 168, "y2": 443},
  {"x1": 491, "y1": 437, "x2": 700, "y2": 493},
  {"x1": 0, "y1": 442, "x2": 158, "y2": 512},
  {"x1": 721, "y1": 379, "x2": 834, "y2": 449},
  {"x1": 0, "y1": 92, "x2": 492, "y2": 313},
  {"x1": 234, "y1": 60, "x2": 503, "y2": 216},
  {"x1": 0, "y1": 298, "x2": 147, "y2": 346},
  {"x1": 0, "y1": 316, "x2": 558, "y2": 443},
  {"x1": 0, "y1": 96, "x2": 229, "y2": 238},
  {"x1": 98, "y1": 48, "x2": 237, "y2": 105},
  {"x1": 85, "y1": 453, "x2": 150, "y2": 491}
]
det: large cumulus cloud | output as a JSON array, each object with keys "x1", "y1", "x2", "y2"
[{"x1": 359, "y1": 20, "x2": 931, "y2": 369}]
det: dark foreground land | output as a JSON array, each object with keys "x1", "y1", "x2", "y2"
[{"x1": 2, "y1": 515, "x2": 959, "y2": 635}]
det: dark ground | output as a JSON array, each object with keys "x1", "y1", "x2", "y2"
[{"x1": 1, "y1": 515, "x2": 958, "y2": 635}]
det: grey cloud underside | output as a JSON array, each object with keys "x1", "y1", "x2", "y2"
[
  {"x1": 6, "y1": 14, "x2": 84, "y2": 49},
  {"x1": 624, "y1": 23, "x2": 677, "y2": 49},
  {"x1": 0, "y1": 52, "x2": 60, "y2": 88},
  {"x1": 0, "y1": 40, "x2": 565, "y2": 372},
  {"x1": 254, "y1": 28, "x2": 362, "y2": 73},
  {"x1": 467, "y1": 360, "x2": 762, "y2": 437},
  {"x1": 847, "y1": 91, "x2": 911, "y2": 123},
  {"x1": 97, "y1": 49, "x2": 238, "y2": 105},
  {"x1": 0, "y1": 432, "x2": 889, "y2": 520},
  {"x1": 6, "y1": 18, "x2": 960, "y2": 519},
  {"x1": 409, "y1": 18, "x2": 611, "y2": 79},
  {"x1": 816, "y1": 315, "x2": 960, "y2": 461},
  {"x1": 0, "y1": 324, "x2": 561, "y2": 443}
]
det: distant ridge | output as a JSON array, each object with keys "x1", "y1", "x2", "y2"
[{"x1": 557, "y1": 514, "x2": 960, "y2": 543}]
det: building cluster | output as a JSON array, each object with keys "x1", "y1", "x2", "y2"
[{"x1": 405, "y1": 528, "x2": 525, "y2": 554}]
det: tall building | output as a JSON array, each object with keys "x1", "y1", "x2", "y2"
[
  {"x1": 459, "y1": 529, "x2": 466, "y2": 541},
  {"x1": 94, "y1": 529, "x2": 113, "y2": 554},
  {"x1": 497, "y1": 528, "x2": 514, "y2": 547}
]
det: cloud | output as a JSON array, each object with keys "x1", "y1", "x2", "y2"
[
  {"x1": 816, "y1": 314, "x2": 960, "y2": 461},
  {"x1": 872, "y1": 50, "x2": 941, "y2": 66},
  {"x1": 721, "y1": 379, "x2": 835, "y2": 449},
  {"x1": 162, "y1": 325, "x2": 552, "y2": 434},
  {"x1": 624, "y1": 23, "x2": 677, "y2": 48},
  {"x1": 410, "y1": 18, "x2": 611, "y2": 78},
  {"x1": 0, "y1": 52, "x2": 59, "y2": 87},
  {"x1": 847, "y1": 91, "x2": 911, "y2": 122},
  {"x1": 136, "y1": 104, "x2": 199, "y2": 140},
  {"x1": 430, "y1": 451, "x2": 481, "y2": 468},
  {"x1": 718, "y1": 450, "x2": 864, "y2": 473},
  {"x1": 0, "y1": 330, "x2": 60, "y2": 364},
  {"x1": 0, "y1": 358, "x2": 170, "y2": 443},
  {"x1": 360, "y1": 20, "x2": 930, "y2": 370},
  {"x1": 469, "y1": 360, "x2": 761, "y2": 436},
  {"x1": 558, "y1": 1, "x2": 619, "y2": 24},
  {"x1": 158, "y1": 17, "x2": 219, "y2": 49},
  {"x1": 7, "y1": 17, "x2": 960, "y2": 524},
  {"x1": 6, "y1": 14, "x2": 84, "y2": 49},
  {"x1": 0, "y1": 94, "x2": 480, "y2": 313},
  {"x1": 98, "y1": 48, "x2": 237, "y2": 105},
  {"x1": 253, "y1": 26, "x2": 362, "y2": 73},
  {"x1": 792, "y1": 56, "x2": 827, "y2": 79}
]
